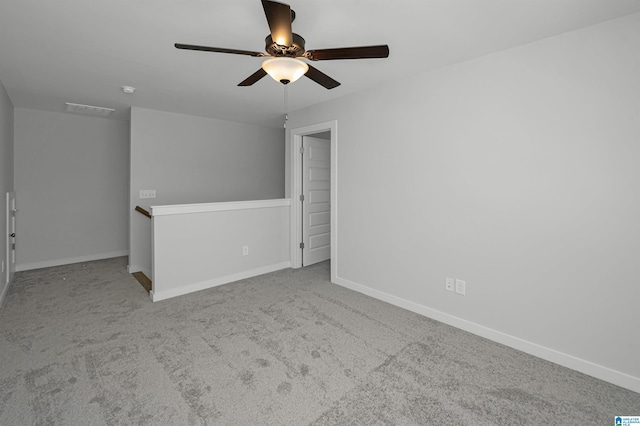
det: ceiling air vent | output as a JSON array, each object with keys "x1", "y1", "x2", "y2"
[{"x1": 65, "y1": 102, "x2": 115, "y2": 117}]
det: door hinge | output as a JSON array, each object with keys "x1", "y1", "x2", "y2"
[
  {"x1": 299, "y1": 194, "x2": 304, "y2": 202},
  {"x1": 300, "y1": 146, "x2": 304, "y2": 154},
  {"x1": 299, "y1": 242, "x2": 305, "y2": 249}
]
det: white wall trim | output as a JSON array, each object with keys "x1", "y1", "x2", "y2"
[
  {"x1": 0, "y1": 277, "x2": 10, "y2": 308},
  {"x1": 150, "y1": 261, "x2": 290, "y2": 302},
  {"x1": 5, "y1": 191, "x2": 16, "y2": 291},
  {"x1": 151, "y1": 198, "x2": 291, "y2": 217},
  {"x1": 289, "y1": 120, "x2": 338, "y2": 284},
  {"x1": 15, "y1": 250, "x2": 129, "y2": 272},
  {"x1": 333, "y1": 274, "x2": 640, "y2": 394}
]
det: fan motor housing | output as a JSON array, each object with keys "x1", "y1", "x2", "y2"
[{"x1": 265, "y1": 33, "x2": 306, "y2": 57}]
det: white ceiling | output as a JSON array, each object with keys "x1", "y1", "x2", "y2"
[{"x1": 1, "y1": 0, "x2": 639, "y2": 128}]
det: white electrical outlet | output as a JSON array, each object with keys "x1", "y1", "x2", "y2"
[
  {"x1": 139, "y1": 189, "x2": 156, "y2": 199},
  {"x1": 445, "y1": 277, "x2": 455, "y2": 292},
  {"x1": 242, "y1": 246, "x2": 249, "y2": 256},
  {"x1": 1, "y1": 260, "x2": 4, "y2": 273},
  {"x1": 455, "y1": 279, "x2": 466, "y2": 295}
]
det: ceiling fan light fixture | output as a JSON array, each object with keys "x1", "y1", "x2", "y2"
[{"x1": 262, "y1": 57, "x2": 309, "y2": 84}]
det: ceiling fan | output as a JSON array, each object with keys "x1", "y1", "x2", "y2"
[{"x1": 175, "y1": 0, "x2": 390, "y2": 89}]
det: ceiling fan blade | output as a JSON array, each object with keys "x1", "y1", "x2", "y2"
[
  {"x1": 175, "y1": 43, "x2": 264, "y2": 57},
  {"x1": 305, "y1": 45, "x2": 389, "y2": 61},
  {"x1": 305, "y1": 65, "x2": 340, "y2": 90},
  {"x1": 238, "y1": 68, "x2": 268, "y2": 86},
  {"x1": 261, "y1": 0, "x2": 293, "y2": 46}
]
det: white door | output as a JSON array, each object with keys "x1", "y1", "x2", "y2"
[
  {"x1": 5, "y1": 192, "x2": 16, "y2": 286},
  {"x1": 302, "y1": 136, "x2": 331, "y2": 266}
]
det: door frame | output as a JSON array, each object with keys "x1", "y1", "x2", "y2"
[
  {"x1": 289, "y1": 120, "x2": 337, "y2": 282},
  {"x1": 5, "y1": 191, "x2": 16, "y2": 289}
]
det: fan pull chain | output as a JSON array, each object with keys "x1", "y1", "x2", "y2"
[{"x1": 283, "y1": 84, "x2": 289, "y2": 129}]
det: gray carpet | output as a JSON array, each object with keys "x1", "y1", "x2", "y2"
[{"x1": 0, "y1": 257, "x2": 637, "y2": 425}]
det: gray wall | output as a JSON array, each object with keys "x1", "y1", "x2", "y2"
[
  {"x1": 129, "y1": 107, "x2": 285, "y2": 276},
  {"x1": 287, "y1": 13, "x2": 640, "y2": 383},
  {"x1": 0, "y1": 79, "x2": 14, "y2": 298},
  {"x1": 14, "y1": 108, "x2": 129, "y2": 270}
]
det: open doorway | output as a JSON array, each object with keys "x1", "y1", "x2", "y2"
[
  {"x1": 290, "y1": 121, "x2": 337, "y2": 281},
  {"x1": 301, "y1": 133, "x2": 330, "y2": 266}
]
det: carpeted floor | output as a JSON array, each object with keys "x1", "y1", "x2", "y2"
[{"x1": 0, "y1": 257, "x2": 637, "y2": 425}]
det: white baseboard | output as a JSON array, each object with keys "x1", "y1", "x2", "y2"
[
  {"x1": 333, "y1": 275, "x2": 640, "y2": 394},
  {"x1": 15, "y1": 250, "x2": 129, "y2": 272},
  {"x1": 150, "y1": 261, "x2": 291, "y2": 302}
]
